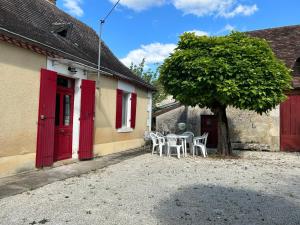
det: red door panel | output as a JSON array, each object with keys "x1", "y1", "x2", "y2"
[
  {"x1": 201, "y1": 115, "x2": 218, "y2": 148},
  {"x1": 54, "y1": 131, "x2": 73, "y2": 161},
  {"x1": 54, "y1": 79, "x2": 74, "y2": 161},
  {"x1": 280, "y1": 95, "x2": 300, "y2": 152},
  {"x1": 78, "y1": 80, "x2": 96, "y2": 160},
  {"x1": 36, "y1": 69, "x2": 57, "y2": 168}
]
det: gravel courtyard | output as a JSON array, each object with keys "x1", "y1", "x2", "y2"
[{"x1": 0, "y1": 151, "x2": 299, "y2": 225}]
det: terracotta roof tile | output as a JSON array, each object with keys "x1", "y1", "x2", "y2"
[{"x1": 248, "y1": 25, "x2": 300, "y2": 72}]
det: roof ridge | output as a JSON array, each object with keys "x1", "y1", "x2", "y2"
[{"x1": 247, "y1": 24, "x2": 300, "y2": 33}]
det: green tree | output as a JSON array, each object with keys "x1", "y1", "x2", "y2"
[
  {"x1": 159, "y1": 32, "x2": 292, "y2": 156},
  {"x1": 130, "y1": 59, "x2": 167, "y2": 108},
  {"x1": 129, "y1": 59, "x2": 153, "y2": 83}
]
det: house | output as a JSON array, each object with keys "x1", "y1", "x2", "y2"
[
  {"x1": 155, "y1": 25, "x2": 300, "y2": 152},
  {"x1": 0, "y1": 0, "x2": 154, "y2": 178}
]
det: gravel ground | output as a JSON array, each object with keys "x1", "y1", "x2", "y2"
[{"x1": 0, "y1": 151, "x2": 299, "y2": 225}]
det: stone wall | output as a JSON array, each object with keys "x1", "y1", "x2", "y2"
[{"x1": 156, "y1": 106, "x2": 280, "y2": 151}]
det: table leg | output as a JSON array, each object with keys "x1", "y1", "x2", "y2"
[
  {"x1": 181, "y1": 140, "x2": 184, "y2": 157},
  {"x1": 184, "y1": 139, "x2": 187, "y2": 157}
]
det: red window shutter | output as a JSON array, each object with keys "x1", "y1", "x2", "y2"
[
  {"x1": 36, "y1": 69, "x2": 57, "y2": 168},
  {"x1": 115, "y1": 89, "x2": 123, "y2": 129},
  {"x1": 131, "y1": 93, "x2": 137, "y2": 129},
  {"x1": 78, "y1": 79, "x2": 96, "y2": 160}
]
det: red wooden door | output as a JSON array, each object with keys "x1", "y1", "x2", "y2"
[
  {"x1": 280, "y1": 95, "x2": 300, "y2": 152},
  {"x1": 54, "y1": 76, "x2": 74, "y2": 161},
  {"x1": 78, "y1": 79, "x2": 96, "y2": 160},
  {"x1": 201, "y1": 115, "x2": 218, "y2": 148},
  {"x1": 36, "y1": 69, "x2": 57, "y2": 168}
]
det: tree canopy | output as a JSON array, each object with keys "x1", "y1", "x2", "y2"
[
  {"x1": 129, "y1": 59, "x2": 167, "y2": 108},
  {"x1": 159, "y1": 32, "x2": 292, "y2": 155},
  {"x1": 159, "y1": 32, "x2": 292, "y2": 114}
]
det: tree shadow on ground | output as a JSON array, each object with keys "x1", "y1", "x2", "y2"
[{"x1": 154, "y1": 184, "x2": 300, "y2": 225}]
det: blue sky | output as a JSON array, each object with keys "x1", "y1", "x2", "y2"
[{"x1": 57, "y1": 0, "x2": 300, "y2": 68}]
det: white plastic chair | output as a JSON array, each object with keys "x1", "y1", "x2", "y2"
[
  {"x1": 193, "y1": 133, "x2": 208, "y2": 157},
  {"x1": 166, "y1": 134, "x2": 183, "y2": 159},
  {"x1": 150, "y1": 132, "x2": 165, "y2": 156},
  {"x1": 182, "y1": 131, "x2": 194, "y2": 155},
  {"x1": 182, "y1": 131, "x2": 194, "y2": 137},
  {"x1": 156, "y1": 132, "x2": 164, "y2": 138}
]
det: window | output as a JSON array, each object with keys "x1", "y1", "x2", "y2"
[
  {"x1": 115, "y1": 89, "x2": 137, "y2": 131},
  {"x1": 57, "y1": 77, "x2": 72, "y2": 88},
  {"x1": 294, "y1": 58, "x2": 300, "y2": 76},
  {"x1": 122, "y1": 92, "x2": 130, "y2": 127},
  {"x1": 63, "y1": 95, "x2": 71, "y2": 126},
  {"x1": 52, "y1": 22, "x2": 73, "y2": 38}
]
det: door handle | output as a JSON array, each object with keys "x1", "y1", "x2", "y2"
[{"x1": 40, "y1": 115, "x2": 46, "y2": 120}]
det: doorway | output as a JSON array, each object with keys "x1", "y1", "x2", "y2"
[
  {"x1": 280, "y1": 94, "x2": 300, "y2": 152},
  {"x1": 201, "y1": 115, "x2": 218, "y2": 148},
  {"x1": 54, "y1": 76, "x2": 75, "y2": 162}
]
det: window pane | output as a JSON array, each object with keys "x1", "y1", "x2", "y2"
[
  {"x1": 122, "y1": 93, "x2": 128, "y2": 127},
  {"x1": 63, "y1": 95, "x2": 71, "y2": 126},
  {"x1": 55, "y1": 94, "x2": 60, "y2": 126},
  {"x1": 57, "y1": 77, "x2": 72, "y2": 88}
]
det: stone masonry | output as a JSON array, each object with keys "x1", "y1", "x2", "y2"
[{"x1": 156, "y1": 106, "x2": 280, "y2": 151}]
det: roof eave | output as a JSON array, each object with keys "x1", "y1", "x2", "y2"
[{"x1": 0, "y1": 27, "x2": 155, "y2": 91}]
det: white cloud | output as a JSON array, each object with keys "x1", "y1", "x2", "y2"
[
  {"x1": 224, "y1": 24, "x2": 235, "y2": 32},
  {"x1": 121, "y1": 43, "x2": 177, "y2": 67},
  {"x1": 221, "y1": 4, "x2": 258, "y2": 18},
  {"x1": 110, "y1": 0, "x2": 258, "y2": 18},
  {"x1": 216, "y1": 24, "x2": 236, "y2": 34},
  {"x1": 185, "y1": 29, "x2": 210, "y2": 36},
  {"x1": 63, "y1": 0, "x2": 84, "y2": 17},
  {"x1": 109, "y1": 0, "x2": 165, "y2": 11},
  {"x1": 172, "y1": 0, "x2": 257, "y2": 18}
]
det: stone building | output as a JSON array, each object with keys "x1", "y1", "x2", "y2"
[{"x1": 155, "y1": 25, "x2": 300, "y2": 152}]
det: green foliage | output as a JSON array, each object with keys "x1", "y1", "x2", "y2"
[
  {"x1": 159, "y1": 32, "x2": 292, "y2": 114},
  {"x1": 129, "y1": 58, "x2": 167, "y2": 107},
  {"x1": 129, "y1": 59, "x2": 153, "y2": 83}
]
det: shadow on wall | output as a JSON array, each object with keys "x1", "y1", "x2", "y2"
[
  {"x1": 154, "y1": 184, "x2": 300, "y2": 225},
  {"x1": 157, "y1": 106, "x2": 203, "y2": 135},
  {"x1": 228, "y1": 116, "x2": 242, "y2": 143},
  {"x1": 175, "y1": 106, "x2": 188, "y2": 133}
]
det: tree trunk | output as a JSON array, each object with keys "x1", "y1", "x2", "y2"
[{"x1": 212, "y1": 105, "x2": 232, "y2": 156}]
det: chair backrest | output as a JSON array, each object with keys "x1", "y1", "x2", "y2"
[
  {"x1": 166, "y1": 134, "x2": 178, "y2": 146},
  {"x1": 150, "y1": 132, "x2": 158, "y2": 144},
  {"x1": 182, "y1": 131, "x2": 194, "y2": 143},
  {"x1": 194, "y1": 133, "x2": 207, "y2": 145},
  {"x1": 204, "y1": 133, "x2": 209, "y2": 146},
  {"x1": 156, "y1": 132, "x2": 164, "y2": 137},
  {"x1": 182, "y1": 131, "x2": 194, "y2": 137}
]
